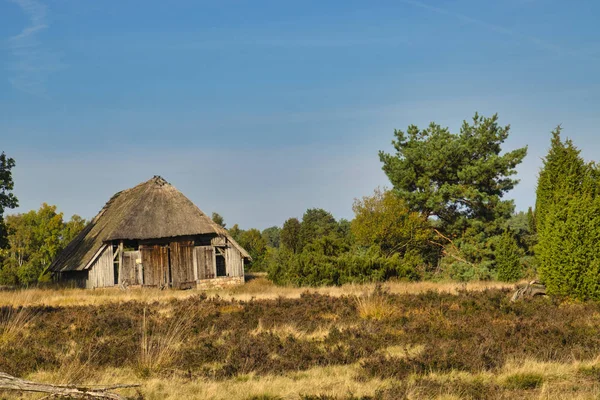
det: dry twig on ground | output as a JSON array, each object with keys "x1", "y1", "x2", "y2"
[{"x1": 0, "y1": 372, "x2": 139, "y2": 399}]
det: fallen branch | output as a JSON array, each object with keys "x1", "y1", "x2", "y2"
[
  {"x1": 511, "y1": 280, "x2": 546, "y2": 302},
  {"x1": 0, "y1": 372, "x2": 139, "y2": 399}
]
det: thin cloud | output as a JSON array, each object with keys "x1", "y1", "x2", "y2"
[
  {"x1": 6, "y1": 0, "x2": 63, "y2": 96},
  {"x1": 399, "y1": 0, "x2": 566, "y2": 56}
]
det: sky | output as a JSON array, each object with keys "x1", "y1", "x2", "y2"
[{"x1": 1, "y1": 0, "x2": 600, "y2": 230}]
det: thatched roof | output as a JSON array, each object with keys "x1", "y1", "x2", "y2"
[{"x1": 50, "y1": 176, "x2": 250, "y2": 272}]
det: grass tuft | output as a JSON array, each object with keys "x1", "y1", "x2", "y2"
[
  {"x1": 0, "y1": 304, "x2": 37, "y2": 349},
  {"x1": 138, "y1": 306, "x2": 195, "y2": 376},
  {"x1": 503, "y1": 372, "x2": 544, "y2": 390},
  {"x1": 355, "y1": 285, "x2": 396, "y2": 321}
]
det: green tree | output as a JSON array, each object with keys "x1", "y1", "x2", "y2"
[
  {"x1": 351, "y1": 188, "x2": 432, "y2": 257},
  {"x1": 1, "y1": 204, "x2": 85, "y2": 285},
  {"x1": 379, "y1": 113, "x2": 527, "y2": 237},
  {"x1": 238, "y1": 228, "x2": 268, "y2": 271},
  {"x1": 62, "y1": 215, "x2": 87, "y2": 243},
  {"x1": 535, "y1": 126, "x2": 587, "y2": 234},
  {"x1": 262, "y1": 226, "x2": 281, "y2": 248},
  {"x1": 495, "y1": 229, "x2": 522, "y2": 282},
  {"x1": 535, "y1": 129, "x2": 600, "y2": 299},
  {"x1": 211, "y1": 212, "x2": 226, "y2": 228},
  {"x1": 299, "y1": 208, "x2": 339, "y2": 249},
  {"x1": 337, "y1": 218, "x2": 354, "y2": 247},
  {"x1": 228, "y1": 223, "x2": 242, "y2": 243},
  {"x1": 281, "y1": 218, "x2": 302, "y2": 253},
  {"x1": 0, "y1": 152, "x2": 18, "y2": 249}
]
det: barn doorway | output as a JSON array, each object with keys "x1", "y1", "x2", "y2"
[{"x1": 216, "y1": 253, "x2": 226, "y2": 277}]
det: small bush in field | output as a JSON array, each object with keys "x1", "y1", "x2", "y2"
[
  {"x1": 503, "y1": 373, "x2": 544, "y2": 390},
  {"x1": 495, "y1": 229, "x2": 523, "y2": 282},
  {"x1": 355, "y1": 285, "x2": 396, "y2": 321}
]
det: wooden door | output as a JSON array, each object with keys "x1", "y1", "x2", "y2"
[
  {"x1": 122, "y1": 251, "x2": 140, "y2": 285},
  {"x1": 170, "y1": 241, "x2": 195, "y2": 289},
  {"x1": 140, "y1": 245, "x2": 169, "y2": 287},
  {"x1": 195, "y1": 246, "x2": 215, "y2": 279}
]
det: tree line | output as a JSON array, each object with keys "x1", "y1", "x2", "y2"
[
  {"x1": 0, "y1": 112, "x2": 598, "y2": 299},
  {"x1": 218, "y1": 113, "x2": 535, "y2": 286},
  {"x1": 0, "y1": 153, "x2": 86, "y2": 285}
]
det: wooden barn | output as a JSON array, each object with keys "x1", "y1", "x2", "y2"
[{"x1": 50, "y1": 176, "x2": 250, "y2": 289}]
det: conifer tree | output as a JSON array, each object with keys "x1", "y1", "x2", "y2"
[
  {"x1": 495, "y1": 229, "x2": 522, "y2": 282},
  {"x1": 535, "y1": 127, "x2": 587, "y2": 234},
  {"x1": 535, "y1": 129, "x2": 600, "y2": 299}
]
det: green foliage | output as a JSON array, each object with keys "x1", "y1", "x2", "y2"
[
  {"x1": 379, "y1": 113, "x2": 527, "y2": 239},
  {"x1": 535, "y1": 127, "x2": 587, "y2": 234},
  {"x1": 261, "y1": 226, "x2": 281, "y2": 248},
  {"x1": 280, "y1": 218, "x2": 302, "y2": 253},
  {"x1": 534, "y1": 129, "x2": 600, "y2": 300},
  {"x1": 299, "y1": 208, "x2": 339, "y2": 250},
  {"x1": 495, "y1": 229, "x2": 522, "y2": 282},
  {"x1": 267, "y1": 204, "x2": 427, "y2": 286},
  {"x1": 238, "y1": 228, "x2": 268, "y2": 271},
  {"x1": 0, "y1": 152, "x2": 18, "y2": 250},
  {"x1": 211, "y1": 212, "x2": 226, "y2": 228},
  {"x1": 0, "y1": 204, "x2": 86, "y2": 286},
  {"x1": 503, "y1": 373, "x2": 544, "y2": 390},
  {"x1": 267, "y1": 246, "x2": 422, "y2": 286},
  {"x1": 229, "y1": 223, "x2": 242, "y2": 243},
  {"x1": 351, "y1": 188, "x2": 434, "y2": 258}
]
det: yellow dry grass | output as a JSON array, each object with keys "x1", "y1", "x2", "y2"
[
  {"x1": 12, "y1": 357, "x2": 600, "y2": 400},
  {"x1": 138, "y1": 307, "x2": 196, "y2": 376},
  {"x1": 0, "y1": 293, "x2": 38, "y2": 349},
  {"x1": 0, "y1": 277, "x2": 515, "y2": 308},
  {"x1": 251, "y1": 319, "x2": 331, "y2": 341}
]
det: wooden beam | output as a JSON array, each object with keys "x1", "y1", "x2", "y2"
[
  {"x1": 82, "y1": 245, "x2": 108, "y2": 271},
  {"x1": 117, "y1": 241, "x2": 124, "y2": 285}
]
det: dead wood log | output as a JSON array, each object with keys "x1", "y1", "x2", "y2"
[
  {"x1": 0, "y1": 372, "x2": 139, "y2": 399},
  {"x1": 511, "y1": 280, "x2": 547, "y2": 302}
]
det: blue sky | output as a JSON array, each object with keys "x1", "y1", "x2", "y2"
[{"x1": 2, "y1": 0, "x2": 600, "y2": 229}]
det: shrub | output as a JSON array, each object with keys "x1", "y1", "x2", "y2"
[
  {"x1": 267, "y1": 246, "x2": 422, "y2": 287},
  {"x1": 495, "y1": 229, "x2": 523, "y2": 282}
]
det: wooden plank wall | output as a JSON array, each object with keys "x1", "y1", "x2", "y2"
[
  {"x1": 86, "y1": 245, "x2": 114, "y2": 288},
  {"x1": 140, "y1": 245, "x2": 169, "y2": 287},
  {"x1": 194, "y1": 246, "x2": 215, "y2": 279},
  {"x1": 225, "y1": 245, "x2": 244, "y2": 278},
  {"x1": 122, "y1": 251, "x2": 140, "y2": 285},
  {"x1": 170, "y1": 240, "x2": 195, "y2": 288}
]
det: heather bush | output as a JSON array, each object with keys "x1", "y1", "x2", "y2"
[{"x1": 4, "y1": 288, "x2": 600, "y2": 384}]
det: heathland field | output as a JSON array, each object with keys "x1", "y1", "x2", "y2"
[{"x1": 2, "y1": 278, "x2": 600, "y2": 400}]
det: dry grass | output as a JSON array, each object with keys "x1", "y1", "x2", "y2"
[
  {"x1": 250, "y1": 319, "x2": 331, "y2": 341},
  {"x1": 3, "y1": 280, "x2": 589, "y2": 400},
  {"x1": 0, "y1": 277, "x2": 515, "y2": 308},
  {"x1": 25, "y1": 363, "x2": 389, "y2": 400},
  {"x1": 355, "y1": 286, "x2": 396, "y2": 321},
  {"x1": 0, "y1": 293, "x2": 38, "y2": 349},
  {"x1": 14, "y1": 357, "x2": 600, "y2": 400},
  {"x1": 138, "y1": 307, "x2": 195, "y2": 376}
]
